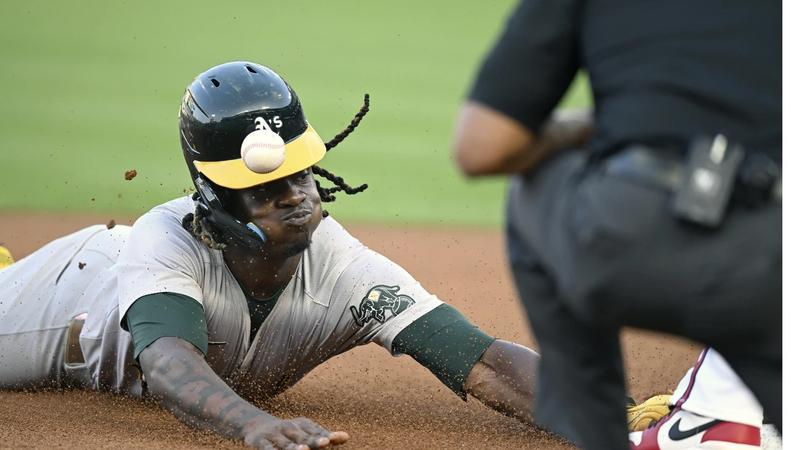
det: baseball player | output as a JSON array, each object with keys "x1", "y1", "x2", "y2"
[
  {"x1": 0, "y1": 61, "x2": 667, "y2": 449},
  {"x1": 0, "y1": 61, "x2": 545, "y2": 450}
]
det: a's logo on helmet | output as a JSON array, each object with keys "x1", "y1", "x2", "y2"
[
  {"x1": 255, "y1": 115, "x2": 283, "y2": 131},
  {"x1": 254, "y1": 117, "x2": 269, "y2": 131},
  {"x1": 240, "y1": 117, "x2": 286, "y2": 174},
  {"x1": 350, "y1": 285, "x2": 416, "y2": 327}
]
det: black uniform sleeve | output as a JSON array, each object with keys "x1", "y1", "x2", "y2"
[
  {"x1": 391, "y1": 304, "x2": 496, "y2": 400},
  {"x1": 468, "y1": 0, "x2": 582, "y2": 132},
  {"x1": 123, "y1": 292, "x2": 209, "y2": 359}
]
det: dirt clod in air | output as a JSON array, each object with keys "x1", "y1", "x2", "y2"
[
  {"x1": 124, "y1": 169, "x2": 138, "y2": 181},
  {"x1": 107, "y1": 220, "x2": 116, "y2": 230}
]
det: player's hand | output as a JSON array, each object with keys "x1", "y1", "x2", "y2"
[{"x1": 241, "y1": 416, "x2": 349, "y2": 450}]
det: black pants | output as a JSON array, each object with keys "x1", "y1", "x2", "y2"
[{"x1": 506, "y1": 150, "x2": 781, "y2": 449}]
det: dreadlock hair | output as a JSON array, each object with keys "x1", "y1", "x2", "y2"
[
  {"x1": 313, "y1": 94, "x2": 370, "y2": 217},
  {"x1": 181, "y1": 192, "x2": 227, "y2": 251}
]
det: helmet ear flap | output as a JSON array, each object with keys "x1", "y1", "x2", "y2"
[
  {"x1": 193, "y1": 175, "x2": 267, "y2": 248},
  {"x1": 181, "y1": 127, "x2": 202, "y2": 182}
]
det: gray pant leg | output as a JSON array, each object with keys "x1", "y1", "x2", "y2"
[
  {"x1": 0, "y1": 226, "x2": 106, "y2": 389},
  {"x1": 0, "y1": 327, "x2": 70, "y2": 389}
]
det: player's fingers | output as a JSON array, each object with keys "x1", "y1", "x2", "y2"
[
  {"x1": 251, "y1": 437, "x2": 277, "y2": 450},
  {"x1": 294, "y1": 417, "x2": 329, "y2": 434},
  {"x1": 294, "y1": 418, "x2": 333, "y2": 446},
  {"x1": 292, "y1": 418, "x2": 348, "y2": 447},
  {"x1": 278, "y1": 422, "x2": 318, "y2": 449},
  {"x1": 250, "y1": 431, "x2": 308, "y2": 450},
  {"x1": 328, "y1": 431, "x2": 350, "y2": 445},
  {"x1": 269, "y1": 433, "x2": 310, "y2": 450}
]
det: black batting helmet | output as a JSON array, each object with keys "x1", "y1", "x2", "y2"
[
  {"x1": 179, "y1": 61, "x2": 326, "y2": 192},
  {"x1": 178, "y1": 61, "x2": 329, "y2": 246}
]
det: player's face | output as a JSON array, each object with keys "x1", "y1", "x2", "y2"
[{"x1": 234, "y1": 168, "x2": 322, "y2": 257}]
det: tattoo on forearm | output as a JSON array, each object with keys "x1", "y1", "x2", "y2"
[{"x1": 145, "y1": 340, "x2": 266, "y2": 438}]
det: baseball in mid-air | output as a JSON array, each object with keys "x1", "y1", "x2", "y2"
[{"x1": 240, "y1": 128, "x2": 286, "y2": 173}]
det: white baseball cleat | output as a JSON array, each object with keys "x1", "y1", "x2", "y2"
[
  {"x1": 760, "y1": 424, "x2": 783, "y2": 450},
  {"x1": 629, "y1": 406, "x2": 760, "y2": 450}
]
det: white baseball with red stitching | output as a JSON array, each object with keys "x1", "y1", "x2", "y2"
[{"x1": 240, "y1": 128, "x2": 286, "y2": 173}]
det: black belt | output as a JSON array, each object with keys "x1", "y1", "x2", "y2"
[{"x1": 602, "y1": 146, "x2": 781, "y2": 206}]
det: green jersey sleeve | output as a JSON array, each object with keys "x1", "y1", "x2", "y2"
[
  {"x1": 123, "y1": 292, "x2": 209, "y2": 359},
  {"x1": 391, "y1": 304, "x2": 496, "y2": 400}
]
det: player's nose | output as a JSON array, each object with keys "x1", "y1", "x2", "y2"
[{"x1": 276, "y1": 182, "x2": 307, "y2": 208}]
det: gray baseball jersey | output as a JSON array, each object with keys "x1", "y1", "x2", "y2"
[{"x1": 0, "y1": 196, "x2": 442, "y2": 396}]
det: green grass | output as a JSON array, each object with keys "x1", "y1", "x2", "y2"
[{"x1": 0, "y1": 1, "x2": 590, "y2": 227}]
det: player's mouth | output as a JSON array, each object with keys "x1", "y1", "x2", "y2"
[{"x1": 282, "y1": 208, "x2": 312, "y2": 226}]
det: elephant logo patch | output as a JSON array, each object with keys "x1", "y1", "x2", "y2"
[{"x1": 350, "y1": 285, "x2": 415, "y2": 326}]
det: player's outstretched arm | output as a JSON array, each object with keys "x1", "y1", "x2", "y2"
[
  {"x1": 139, "y1": 337, "x2": 349, "y2": 450},
  {"x1": 390, "y1": 305, "x2": 538, "y2": 426},
  {"x1": 463, "y1": 339, "x2": 538, "y2": 426}
]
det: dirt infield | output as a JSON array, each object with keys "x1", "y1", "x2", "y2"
[{"x1": 0, "y1": 213, "x2": 699, "y2": 449}]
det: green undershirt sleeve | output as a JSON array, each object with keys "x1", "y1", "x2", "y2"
[
  {"x1": 391, "y1": 304, "x2": 496, "y2": 400},
  {"x1": 122, "y1": 292, "x2": 209, "y2": 360}
]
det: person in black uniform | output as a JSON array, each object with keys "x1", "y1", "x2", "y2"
[{"x1": 451, "y1": 1, "x2": 781, "y2": 449}]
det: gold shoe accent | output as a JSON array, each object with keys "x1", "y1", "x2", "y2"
[
  {"x1": 0, "y1": 245, "x2": 15, "y2": 269},
  {"x1": 627, "y1": 394, "x2": 672, "y2": 432}
]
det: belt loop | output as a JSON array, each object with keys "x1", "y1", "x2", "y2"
[{"x1": 65, "y1": 313, "x2": 87, "y2": 366}]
